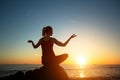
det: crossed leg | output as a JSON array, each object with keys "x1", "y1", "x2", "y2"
[{"x1": 42, "y1": 54, "x2": 68, "y2": 66}]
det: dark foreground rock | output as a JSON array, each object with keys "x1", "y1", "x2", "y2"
[
  {"x1": 0, "y1": 65, "x2": 70, "y2": 80},
  {"x1": 0, "y1": 71, "x2": 24, "y2": 80}
]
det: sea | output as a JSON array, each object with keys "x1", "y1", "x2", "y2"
[{"x1": 0, "y1": 64, "x2": 120, "y2": 78}]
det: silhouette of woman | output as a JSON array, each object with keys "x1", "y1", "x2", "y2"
[{"x1": 28, "y1": 26, "x2": 76, "y2": 66}]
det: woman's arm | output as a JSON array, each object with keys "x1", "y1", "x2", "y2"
[
  {"x1": 53, "y1": 34, "x2": 76, "y2": 47},
  {"x1": 28, "y1": 39, "x2": 41, "y2": 49}
]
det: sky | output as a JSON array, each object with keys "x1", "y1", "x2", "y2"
[{"x1": 0, "y1": 0, "x2": 120, "y2": 64}]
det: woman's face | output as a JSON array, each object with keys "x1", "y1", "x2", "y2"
[
  {"x1": 48, "y1": 30, "x2": 53, "y2": 36},
  {"x1": 50, "y1": 30, "x2": 53, "y2": 36}
]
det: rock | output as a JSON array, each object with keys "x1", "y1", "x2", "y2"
[
  {"x1": 1, "y1": 65, "x2": 70, "y2": 80},
  {"x1": 0, "y1": 71, "x2": 24, "y2": 80},
  {"x1": 25, "y1": 65, "x2": 69, "y2": 80}
]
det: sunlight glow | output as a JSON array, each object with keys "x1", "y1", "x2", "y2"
[{"x1": 76, "y1": 56, "x2": 86, "y2": 66}]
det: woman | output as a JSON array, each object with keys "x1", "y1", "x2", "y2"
[{"x1": 28, "y1": 26, "x2": 76, "y2": 66}]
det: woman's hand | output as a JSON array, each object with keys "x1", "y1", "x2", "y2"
[
  {"x1": 28, "y1": 40, "x2": 33, "y2": 43},
  {"x1": 70, "y1": 34, "x2": 77, "y2": 39},
  {"x1": 28, "y1": 40, "x2": 39, "y2": 48}
]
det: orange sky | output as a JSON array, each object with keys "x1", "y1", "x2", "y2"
[{"x1": 0, "y1": 0, "x2": 120, "y2": 65}]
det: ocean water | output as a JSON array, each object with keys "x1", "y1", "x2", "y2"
[{"x1": 0, "y1": 64, "x2": 120, "y2": 78}]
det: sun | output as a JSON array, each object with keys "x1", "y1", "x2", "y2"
[{"x1": 76, "y1": 56, "x2": 86, "y2": 65}]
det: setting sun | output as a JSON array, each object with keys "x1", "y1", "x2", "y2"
[{"x1": 76, "y1": 56, "x2": 87, "y2": 65}]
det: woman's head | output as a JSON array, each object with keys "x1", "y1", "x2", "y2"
[{"x1": 42, "y1": 26, "x2": 53, "y2": 36}]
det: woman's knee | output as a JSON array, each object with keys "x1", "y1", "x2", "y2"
[{"x1": 63, "y1": 53, "x2": 68, "y2": 58}]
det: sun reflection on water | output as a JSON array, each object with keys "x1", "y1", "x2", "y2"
[
  {"x1": 79, "y1": 64, "x2": 86, "y2": 78},
  {"x1": 79, "y1": 71, "x2": 85, "y2": 78}
]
